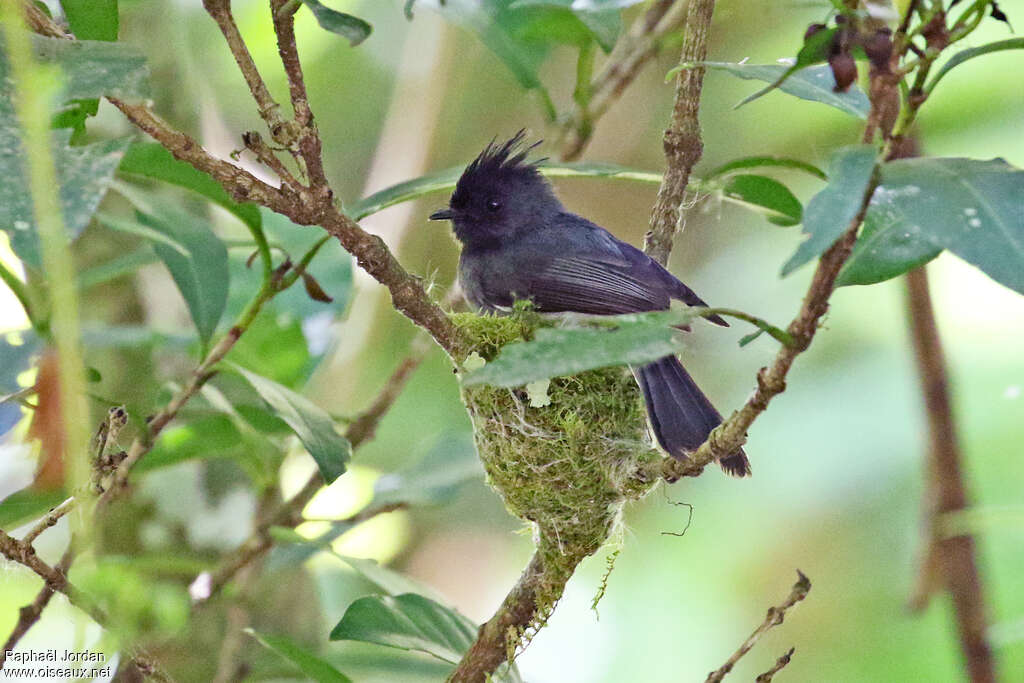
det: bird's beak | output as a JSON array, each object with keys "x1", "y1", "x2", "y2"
[{"x1": 429, "y1": 208, "x2": 455, "y2": 221}]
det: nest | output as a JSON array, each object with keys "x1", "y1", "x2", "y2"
[{"x1": 452, "y1": 310, "x2": 662, "y2": 577}]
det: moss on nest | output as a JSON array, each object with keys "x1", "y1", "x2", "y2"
[{"x1": 452, "y1": 309, "x2": 662, "y2": 577}]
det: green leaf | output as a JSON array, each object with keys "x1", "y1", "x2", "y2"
[
  {"x1": 137, "y1": 415, "x2": 244, "y2": 473},
  {"x1": 247, "y1": 630, "x2": 353, "y2": 683},
  {"x1": 424, "y1": 0, "x2": 597, "y2": 90},
  {"x1": 232, "y1": 364, "x2": 350, "y2": 484},
  {"x1": 60, "y1": 0, "x2": 119, "y2": 41},
  {"x1": 700, "y1": 62, "x2": 870, "y2": 119},
  {"x1": 0, "y1": 131, "x2": 130, "y2": 267},
  {"x1": 930, "y1": 38, "x2": 1024, "y2": 90},
  {"x1": 1, "y1": 36, "x2": 134, "y2": 257},
  {"x1": 348, "y1": 162, "x2": 661, "y2": 221},
  {"x1": 225, "y1": 312, "x2": 311, "y2": 388},
  {"x1": 330, "y1": 593, "x2": 477, "y2": 664},
  {"x1": 841, "y1": 158, "x2": 1024, "y2": 293},
  {"x1": 298, "y1": 0, "x2": 372, "y2": 47},
  {"x1": 836, "y1": 205, "x2": 942, "y2": 287},
  {"x1": 77, "y1": 246, "x2": 159, "y2": 289},
  {"x1": 111, "y1": 183, "x2": 230, "y2": 344},
  {"x1": 781, "y1": 146, "x2": 877, "y2": 276},
  {"x1": 721, "y1": 174, "x2": 803, "y2": 226},
  {"x1": 708, "y1": 155, "x2": 827, "y2": 181},
  {"x1": 26, "y1": 34, "x2": 149, "y2": 101},
  {"x1": 462, "y1": 309, "x2": 693, "y2": 388},
  {"x1": 510, "y1": 0, "x2": 621, "y2": 52},
  {"x1": 728, "y1": 26, "x2": 841, "y2": 108},
  {"x1": 0, "y1": 489, "x2": 66, "y2": 531},
  {"x1": 119, "y1": 142, "x2": 262, "y2": 232}
]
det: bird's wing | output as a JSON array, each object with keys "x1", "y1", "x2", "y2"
[{"x1": 522, "y1": 227, "x2": 673, "y2": 314}]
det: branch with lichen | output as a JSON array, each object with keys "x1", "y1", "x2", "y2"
[
  {"x1": 643, "y1": 0, "x2": 716, "y2": 266},
  {"x1": 706, "y1": 571, "x2": 811, "y2": 683}
]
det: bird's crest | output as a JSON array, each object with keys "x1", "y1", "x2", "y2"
[{"x1": 452, "y1": 130, "x2": 546, "y2": 206}]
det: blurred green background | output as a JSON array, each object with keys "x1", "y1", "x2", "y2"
[{"x1": 1, "y1": 1, "x2": 1023, "y2": 681}]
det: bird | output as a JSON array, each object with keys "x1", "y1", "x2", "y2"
[{"x1": 429, "y1": 132, "x2": 750, "y2": 477}]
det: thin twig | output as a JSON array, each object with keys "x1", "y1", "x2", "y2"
[
  {"x1": 905, "y1": 266, "x2": 995, "y2": 683},
  {"x1": 20, "y1": 497, "x2": 74, "y2": 546},
  {"x1": 201, "y1": 0, "x2": 288, "y2": 138},
  {"x1": 644, "y1": 0, "x2": 716, "y2": 266},
  {"x1": 755, "y1": 648, "x2": 796, "y2": 683},
  {"x1": 705, "y1": 571, "x2": 811, "y2": 683},
  {"x1": 269, "y1": 0, "x2": 330, "y2": 190},
  {"x1": 448, "y1": 552, "x2": 551, "y2": 683}
]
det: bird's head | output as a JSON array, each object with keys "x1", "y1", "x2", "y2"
[{"x1": 430, "y1": 131, "x2": 561, "y2": 247}]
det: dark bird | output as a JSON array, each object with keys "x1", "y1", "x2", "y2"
[{"x1": 430, "y1": 133, "x2": 750, "y2": 477}]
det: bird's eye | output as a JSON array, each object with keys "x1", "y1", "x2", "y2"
[{"x1": 486, "y1": 199, "x2": 502, "y2": 213}]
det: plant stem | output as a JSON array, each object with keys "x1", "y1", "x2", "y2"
[
  {"x1": 1, "y1": 1, "x2": 92, "y2": 529},
  {"x1": 0, "y1": 257, "x2": 36, "y2": 329}
]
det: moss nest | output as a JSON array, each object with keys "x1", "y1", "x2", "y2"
[{"x1": 452, "y1": 310, "x2": 662, "y2": 571}]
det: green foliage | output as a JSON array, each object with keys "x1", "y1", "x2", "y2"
[
  {"x1": 23, "y1": 34, "x2": 148, "y2": 101},
  {"x1": 0, "y1": 32, "x2": 144, "y2": 263},
  {"x1": 60, "y1": 0, "x2": 119, "y2": 41},
  {"x1": 330, "y1": 593, "x2": 477, "y2": 665},
  {"x1": 730, "y1": 25, "x2": 842, "y2": 109},
  {"x1": 721, "y1": 174, "x2": 803, "y2": 226},
  {"x1": 119, "y1": 142, "x2": 262, "y2": 232},
  {"x1": 421, "y1": 0, "x2": 623, "y2": 99},
  {"x1": 232, "y1": 364, "x2": 351, "y2": 484},
  {"x1": 298, "y1": 0, "x2": 372, "y2": 47},
  {"x1": 929, "y1": 38, "x2": 1024, "y2": 90},
  {"x1": 782, "y1": 145, "x2": 877, "y2": 276},
  {"x1": 0, "y1": 131, "x2": 130, "y2": 267},
  {"x1": 0, "y1": 488, "x2": 65, "y2": 531},
  {"x1": 842, "y1": 158, "x2": 1024, "y2": 293},
  {"x1": 247, "y1": 630, "x2": 353, "y2": 683},
  {"x1": 510, "y1": 0, "x2": 621, "y2": 52},
  {"x1": 75, "y1": 558, "x2": 190, "y2": 641},
  {"x1": 707, "y1": 155, "x2": 827, "y2": 181},
  {"x1": 111, "y1": 184, "x2": 230, "y2": 345},
  {"x1": 226, "y1": 208, "x2": 353, "y2": 327},
  {"x1": 699, "y1": 62, "x2": 870, "y2": 118},
  {"x1": 460, "y1": 309, "x2": 693, "y2": 388}
]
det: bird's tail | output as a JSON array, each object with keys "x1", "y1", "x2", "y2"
[{"x1": 634, "y1": 356, "x2": 751, "y2": 477}]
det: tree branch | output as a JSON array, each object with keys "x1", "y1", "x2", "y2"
[
  {"x1": 22, "y1": 1, "x2": 466, "y2": 358},
  {"x1": 448, "y1": 552, "x2": 554, "y2": 683},
  {"x1": 904, "y1": 266, "x2": 995, "y2": 683},
  {"x1": 644, "y1": 0, "x2": 715, "y2": 266},
  {"x1": 706, "y1": 570, "x2": 810, "y2": 683},
  {"x1": 201, "y1": 0, "x2": 287, "y2": 137}
]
